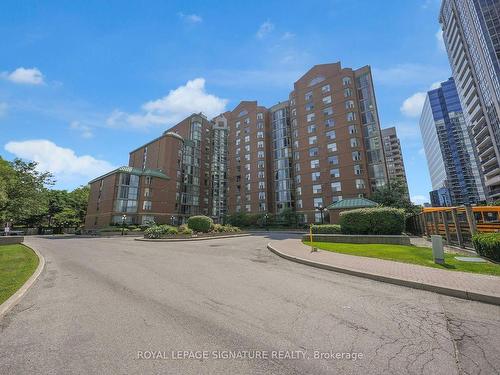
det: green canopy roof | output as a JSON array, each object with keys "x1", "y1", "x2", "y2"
[
  {"x1": 89, "y1": 166, "x2": 170, "y2": 184},
  {"x1": 326, "y1": 197, "x2": 378, "y2": 210}
]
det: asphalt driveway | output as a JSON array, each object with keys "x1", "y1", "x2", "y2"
[{"x1": 0, "y1": 234, "x2": 499, "y2": 374}]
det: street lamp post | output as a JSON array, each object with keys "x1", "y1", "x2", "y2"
[
  {"x1": 264, "y1": 213, "x2": 269, "y2": 231},
  {"x1": 315, "y1": 205, "x2": 324, "y2": 224},
  {"x1": 171, "y1": 216, "x2": 175, "y2": 226},
  {"x1": 121, "y1": 214, "x2": 127, "y2": 236}
]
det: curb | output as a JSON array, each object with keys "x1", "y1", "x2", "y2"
[
  {"x1": 0, "y1": 244, "x2": 46, "y2": 318},
  {"x1": 267, "y1": 243, "x2": 500, "y2": 306},
  {"x1": 135, "y1": 233, "x2": 251, "y2": 242}
]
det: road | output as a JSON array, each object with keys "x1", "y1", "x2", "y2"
[{"x1": 1, "y1": 234, "x2": 499, "y2": 374}]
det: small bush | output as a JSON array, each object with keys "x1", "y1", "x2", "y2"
[
  {"x1": 100, "y1": 227, "x2": 124, "y2": 232},
  {"x1": 132, "y1": 227, "x2": 143, "y2": 232},
  {"x1": 339, "y1": 207, "x2": 405, "y2": 235},
  {"x1": 187, "y1": 215, "x2": 213, "y2": 233},
  {"x1": 144, "y1": 224, "x2": 178, "y2": 239},
  {"x1": 222, "y1": 224, "x2": 241, "y2": 233},
  {"x1": 178, "y1": 224, "x2": 194, "y2": 235},
  {"x1": 472, "y1": 233, "x2": 500, "y2": 261},
  {"x1": 311, "y1": 224, "x2": 341, "y2": 234}
]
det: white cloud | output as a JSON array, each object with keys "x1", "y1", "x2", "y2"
[
  {"x1": 4, "y1": 140, "x2": 114, "y2": 183},
  {"x1": 436, "y1": 28, "x2": 446, "y2": 52},
  {"x1": 411, "y1": 195, "x2": 429, "y2": 205},
  {"x1": 281, "y1": 31, "x2": 295, "y2": 40},
  {"x1": 0, "y1": 102, "x2": 7, "y2": 117},
  {"x1": 373, "y1": 64, "x2": 449, "y2": 87},
  {"x1": 400, "y1": 81, "x2": 446, "y2": 117},
  {"x1": 1, "y1": 67, "x2": 44, "y2": 85},
  {"x1": 70, "y1": 121, "x2": 93, "y2": 139},
  {"x1": 393, "y1": 122, "x2": 422, "y2": 140},
  {"x1": 256, "y1": 20, "x2": 274, "y2": 39},
  {"x1": 107, "y1": 78, "x2": 228, "y2": 128},
  {"x1": 178, "y1": 12, "x2": 203, "y2": 24},
  {"x1": 400, "y1": 92, "x2": 427, "y2": 117}
]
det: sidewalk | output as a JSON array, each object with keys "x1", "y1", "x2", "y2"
[{"x1": 267, "y1": 239, "x2": 500, "y2": 305}]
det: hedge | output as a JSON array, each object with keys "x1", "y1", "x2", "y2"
[
  {"x1": 187, "y1": 215, "x2": 214, "y2": 233},
  {"x1": 144, "y1": 225, "x2": 178, "y2": 239},
  {"x1": 339, "y1": 207, "x2": 405, "y2": 235},
  {"x1": 311, "y1": 224, "x2": 341, "y2": 234},
  {"x1": 472, "y1": 233, "x2": 500, "y2": 262}
]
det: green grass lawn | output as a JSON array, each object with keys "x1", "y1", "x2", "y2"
[
  {"x1": 303, "y1": 241, "x2": 500, "y2": 276},
  {"x1": 0, "y1": 244, "x2": 39, "y2": 305}
]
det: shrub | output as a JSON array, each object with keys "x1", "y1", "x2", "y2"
[
  {"x1": 187, "y1": 215, "x2": 214, "y2": 233},
  {"x1": 132, "y1": 227, "x2": 143, "y2": 232},
  {"x1": 472, "y1": 233, "x2": 500, "y2": 261},
  {"x1": 311, "y1": 224, "x2": 341, "y2": 234},
  {"x1": 212, "y1": 223, "x2": 224, "y2": 233},
  {"x1": 339, "y1": 207, "x2": 405, "y2": 235},
  {"x1": 100, "y1": 227, "x2": 124, "y2": 232},
  {"x1": 222, "y1": 224, "x2": 241, "y2": 233},
  {"x1": 144, "y1": 224, "x2": 178, "y2": 239},
  {"x1": 178, "y1": 224, "x2": 193, "y2": 235}
]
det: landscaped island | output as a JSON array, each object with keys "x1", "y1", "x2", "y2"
[{"x1": 0, "y1": 244, "x2": 39, "y2": 304}]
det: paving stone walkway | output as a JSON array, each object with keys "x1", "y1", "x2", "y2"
[{"x1": 268, "y1": 239, "x2": 500, "y2": 305}]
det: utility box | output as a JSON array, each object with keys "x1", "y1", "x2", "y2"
[{"x1": 431, "y1": 235, "x2": 445, "y2": 264}]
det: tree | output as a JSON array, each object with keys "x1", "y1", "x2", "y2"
[
  {"x1": 278, "y1": 207, "x2": 299, "y2": 227},
  {"x1": 68, "y1": 185, "x2": 90, "y2": 224},
  {"x1": 371, "y1": 178, "x2": 419, "y2": 215},
  {"x1": 52, "y1": 208, "x2": 80, "y2": 229},
  {"x1": 0, "y1": 158, "x2": 53, "y2": 224}
]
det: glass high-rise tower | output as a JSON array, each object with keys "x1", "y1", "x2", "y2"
[
  {"x1": 440, "y1": 0, "x2": 500, "y2": 200},
  {"x1": 420, "y1": 78, "x2": 485, "y2": 205}
]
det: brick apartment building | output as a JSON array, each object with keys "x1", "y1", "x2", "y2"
[{"x1": 85, "y1": 62, "x2": 395, "y2": 228}]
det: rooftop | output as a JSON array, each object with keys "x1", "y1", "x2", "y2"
[{"x1": 326, "y1": 197, "x2": 378, "y2": 210}]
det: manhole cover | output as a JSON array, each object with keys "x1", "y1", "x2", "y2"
[
  {"x1": 454, "y1": 257, "x2": 488, "y2": 263},
  {"x1": 209, "y1": 244, "x2": 222, "y2": 247}
]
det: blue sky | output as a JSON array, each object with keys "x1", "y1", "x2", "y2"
[{"x1": 0, "y1": 0, "x2": 450, "y2": 204}]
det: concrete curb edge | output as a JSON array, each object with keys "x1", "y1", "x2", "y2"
[
  {"x1": 0, "y1": 243, "x2": 46, "y2": 318},
  {"x1": 135, "y1": 233, "x2": 251, "y2": 242},
  {"x1": 267, "y1": 243, "x2": 500, "y2": 306}
]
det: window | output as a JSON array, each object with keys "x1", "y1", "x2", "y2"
[
  {"x1": 258, "y1": 171, "x2": 265, "y2": 178},
  {"x1": 295, "y1": 174, "x2": 301, "y2": 184},
  {"x1": 294, "y1": 151, "x2": 300, "y2": 160},
  {"x1": 291, "y1": 118, "x2": 297, "y2": 127},
  {"x1": 257, "y1": 112, "x2": 263, "y2": 120},
  {"x1": 307, "y1": 124, "x2": 316, "y2": 133},
  {"x1": 258, "y1": 141, "x2": 264, "y2": 148},
  {"x1": 325, "y1": 118, "x2": 335, "y2": 128},
  {"x1": 309, "y1": 147, "x2": 319, "y2": 157},
  {"x1": 257, "y1": 131, "x2": 264, "y2": 139},
  {"x1": 296, "y1": 187, "x2": 302, "y2": 196},
  {"x1": 356, "y1": 179, "x2": 366, "y2": 189},
  {"x1": 258, "y1": 191, "x2": 266, "y2": 200},
  {"x1": 296, "y1": 199, "x2": 303, "y2": 209},
  {"x1": 306, "y1": 113, "x2": 316, "y2": 122},
  {"x1": 245, "y1": 205, "x2": 251, "y2": 212},
  {"x1": 257, "y1": 122, "x2": 264, "y2": 129},
  {"x1": 144, "y1": 188, "x2": 151, "y2": 198},
  {"x1": 259, "y1": 181, "x2": 265, "y2": 189},
  {"x1": 309, "y1": 136, "x2": 317, "y2": 145},
  {"x1": 313, "y1": 197, "x2": 324, "y2": 207},
  {"x1": 348, "y1": 125, "x2": 358, "y2": 134},
  {"x1": 257, "y1": 151, "x2": 264, "y2": 158},
  {"x1": 235, "y1": 121, "x2": 240, "y2": 129},
  {"x1": 236, "y1": 147, "x2": 240, "y2": 155},
  {"x1": 291, "y1": 108, "x2": 297, "y2": 116},
  {"x1": 245, "y1": 163, "x2": 251, "y2": 171},
  {"x1": 315, "y1": 212, "x2": 323, "y2": 223},
  {"x1": 259, "y1": 203, "x2": 266, "y2": 212},
  {"x1": 245, "y1": 173, "x2": 251, "y2": 181},
  {"x1": 310, "y1": 159, "x2": 320, "y2": 169},
  {"x1": 312, "y1": 172, "x2": 320, "y2": 181},
  {"x1": 244, "y1": 135, "x2": 250, "y2": 143},
  {"x1": 245, "y1": 183, "x2": 251, "y2": 192},
  {"x1": 144, "y1": 176, "x2": 152, "y2": 185},
  {"x1": 245, "y1": 154, "x2": 250, "y2": 161},
  {"x1": 326, "y1": 130, "x2": 336, "y2": 140},
  {"x1": 321, "y1": 84, "x2": 331, "y2": 93},
  {"x1": 344, "y1": 88, "x2": 352, "y2": 97},
  {"x1": 327, "y1": 143, "x2": 337, "y2": 153},
  {"x1": 236, "y1": 130, "x2": 241, "y2": 137},
  {"x1": 245, "y1": 145, "x2": 250, "y2": 152},
  {"x1": 313, "y1": 184, "x2": 322, "y2": 194},
  {"x1": 244, "y1": 117, "x2": 250, "y2": 125},
  {"x1": 354, "y1": 165, "x2": 361, "y2": 175},
  {"x1": 142, "y1": 200, "x2": 152, "y2": 211},
  {"x1": 293, "y1": 140, "x2": 299, "y2": 149},
  {"x1": 330, "y1": 168, "x2": 340, "y2": 178},
  {"x1": 258, "y1": 160, "x2": 265, "y2": 169},
  {"x1": 352, "y1": 151, "x2": 361, "y2": 161},
  {"x1": 295, "y1": 163, "x2": 301, "y2": 172},
  {"x1": 342, "y1": 76, "x2": 351, "y2": 86},
  {"x1": 323, "y1": 107, "x2": 333, "y2": 116},
  {"x1": 305, "y1": 91, "x2": 313, "y2": 101},
  {"x1": 322, "y1": 96, "x2": 332, "y2": 105},
  {"x1": 347, "y1": 112, "x2": 356, "y2": 121},
  {"x1": 305, "y1": 103, "x2": 314, "y2": 111},
  {"x1": 345, "y1": 100, "x2": 355, "y2": 109},
  {"x1": 328, "y1": 155, "x2": 339, "y2": 165},
  {"x1": 332, "y1": 195, "x2": 342, "y2": 203},
  {"x1": 331, "y1": 182, "x2": 342, "y2": 192},
  {"x1": 350, "y1": 138, "x2": 359, "y2": 148}
]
